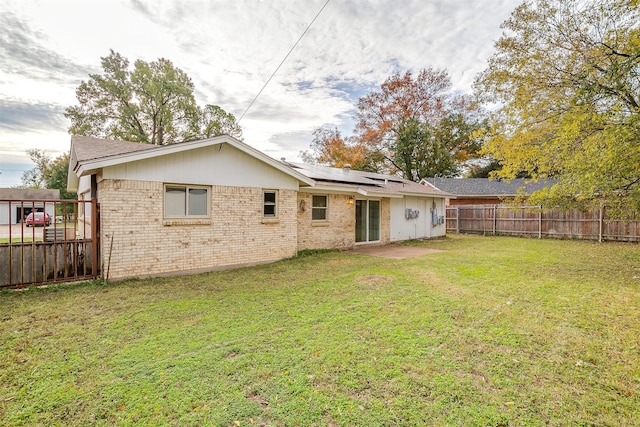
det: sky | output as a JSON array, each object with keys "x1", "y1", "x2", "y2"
[{"x1": 0, "y1": 0, "x2": 521, "y2": 187}]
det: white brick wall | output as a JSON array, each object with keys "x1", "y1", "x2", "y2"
[
  {"x1": 98, "y1": 179, "x2": 298, "y2": 279},
  {"x1": 297, "y1": 192, "x2": 391, "y2": 250}
]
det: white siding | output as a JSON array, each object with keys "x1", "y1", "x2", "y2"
[
  {"x1": 390, "y1": 196, "x2": 447, "y2": 241},
  {"x1": 102, "y1": 144, "x2": 299, "y2": 190},
  {"x1": 0, "y1": 202, "x2": 9, "y2": 225},
  {"x1": 78, "y1": 175, "x2": 92, "y2": 196},
  {"x1": 430, "y1": 197, "x2": 447, "y2": 237}
]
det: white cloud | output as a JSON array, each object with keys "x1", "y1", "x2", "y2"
[{"x1": 0, "y1": 0, "x2": 519, "y2": 187}]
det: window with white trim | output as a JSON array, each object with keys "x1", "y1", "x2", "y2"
[
  {"x1": 263, "y1": 190, "x2": 277, "y2": 217},
  {"x1": 164, "y1": 184, "x2": 210, "y2": 218},
  {"x1": 312, "y1": 195, "x2": 328, "y2": 220}
]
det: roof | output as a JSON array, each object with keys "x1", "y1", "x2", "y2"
[
  {"x1": 66, "y1": 136, "x2": 451, "y2": 200},
  {"x1": 423, "y1": 177, "x2": 556, "y2": 198},
  {"x1": 67, "y1": 135, "x2": 315, "y2": 191},
  {"x1": 0, "y1": 188, "x2": 60, "y2": 200},
  {"x1": 71, "y1": 135, "x2": 156, "y2": 163},
  {"x1": 288, "y1": 162, "x2": 451, "y2": 199}
]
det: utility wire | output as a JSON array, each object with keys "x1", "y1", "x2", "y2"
[{"x1": 238, "y1": 0, "x2": 331, "y2": 123}]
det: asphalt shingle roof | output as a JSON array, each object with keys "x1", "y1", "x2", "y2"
[
  {"x1": 423, "y1": 178, "x2": 556, "y2": 197},
  {"x1": 71, "y1": 135, "x2": 156, "y2": 162}
]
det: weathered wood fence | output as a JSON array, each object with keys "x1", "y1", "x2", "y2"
[
  {"x1": 0, "y1": 199, "x2": 99, "y2": 288},
  {"x1": 446, "y1": 205, "x2": 640, "y2": 242}
]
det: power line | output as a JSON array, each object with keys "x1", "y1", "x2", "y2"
[{"x1": 238, "y1": 0, "x2": 331, "y2": 123}]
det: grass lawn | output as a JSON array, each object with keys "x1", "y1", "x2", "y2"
[
  {"x1": 1, "y1": 235, "x2": 639, "y2": 426},
  {"x1": 0, "y1": 238, "x2": 37, "y2": 244}
]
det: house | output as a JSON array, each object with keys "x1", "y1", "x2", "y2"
[
  {"x1": 422, "y1": 177, "x2": 556, "y2": 206},
  {"x1": 67, "y1": 135, "x2": 450, "y2": 280},
  {"x1": 0, "y1": 188, "x2": 60, "y2": 224},
  {"x1": 287, "y1": 162, "x2": 450, "y2": 248}
]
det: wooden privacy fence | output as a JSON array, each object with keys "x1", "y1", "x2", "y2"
[
  {"x1": 0, "y1": 199, "x2": 99, "y2": 289},
  {"x1": 446, "y1": 205, "x2": 640, "y2": 243}
]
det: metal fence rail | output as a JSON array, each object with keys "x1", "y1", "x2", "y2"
[
  {"x1": 0, "y1": 199, "x2": 99, "y2": 288},
  {"x1": 446, "y1": 205, "x2": 640, "y2": 243}
]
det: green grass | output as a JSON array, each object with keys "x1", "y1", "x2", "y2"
[
  {"x1": 0, "y1": 237, "x2": 38, "y2": 244},
  {"x1": 1, "y1": 235, "x2": 639, "y2": 426}
]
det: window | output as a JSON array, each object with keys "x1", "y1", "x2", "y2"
[
  {"x1": 312, "y1": 195, "x2": 328, "y2": 220},
  {"x1": 164, "y1": 185, "x2": 210, "y2": 217},
  {"x1": 263, "y1": 190, "x2": 277, "y2": 217}
]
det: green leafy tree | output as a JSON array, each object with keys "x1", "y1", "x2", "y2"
[
  {"x1": 21, "y1": 149, "x2": 76, "y2": 200},
  {"x1": 464, "y1": 159, "x2": 502, "y2": 178},
  {"x1": 394, "y1": 118, "x2": 457, "y2": 180},
  {"x1": 476, "y1": 0, "x2": 640, "y2": 215},
  {"x1": 198, "y1": 105, "x2": 242, "y2": 139},
  {"x1": 65, "y1": 50, "x2": 241, "y2": 145}
]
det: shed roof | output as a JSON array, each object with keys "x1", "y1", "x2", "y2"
[{"x1": 422, "y1": 178, "x2": 556, "y2": 197}]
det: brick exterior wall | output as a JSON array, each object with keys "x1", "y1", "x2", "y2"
[
  {"x1": 297, "y1": 192, "x2": 391, "y2": 250},
  {"x1": 297, "y1": 192, "x2": 355, "y2": 250},
  {"x1": 380, "y1": 198, "x2": 391, "y2": 244},
  {"x1": 98, "y1": 179, "x2": 298, "y2": 279}
]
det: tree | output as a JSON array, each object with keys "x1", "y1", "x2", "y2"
[
  {"x1": 198, "y1": 105, "x2": 242, "y2": 139},
  {"x1": 355, "y1": 69, "x2": 486, "y2": 179},
  {"x1": 21, "y1": 149, "x2": 76, "y2": 199},
  {"x1": 475, "y1": 0, "x2": 640, "y2": 215},
  {"x1": 464, "y1": 159, "x2": 502, "y2": 178},
  {"x1": 65, "y1": 50, "x2": 241, "y2": 145},
  {"x1": 394, "y1": 118, "x2": 457, "y2": 180},
  {"x1": 20, "y1": 149, "x2": 50, "y2": 189},
  {"x1": 304, "y1": 69, "x2": 486, "y2": 179},
  {"x1": 300, "y1": 127, "x2": 376, "y2": 170}
]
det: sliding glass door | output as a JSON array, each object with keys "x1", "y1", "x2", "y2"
[{"x1": 355, "y1": 200, "x2": 380, "y2": 243}]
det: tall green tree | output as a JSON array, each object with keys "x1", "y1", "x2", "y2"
[
  {"x1": 476, "y1": 0, "x2": 640, "y2": 215},
  {"x1": 65, "y1": 50, "x2": 241, "y2": 145},
  {"x1": 394, "y1": 118, "x2": 458, "y2": 180}
]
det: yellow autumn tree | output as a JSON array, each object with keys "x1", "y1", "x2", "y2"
[{"x1": 476, "y1": 0, "x2": 640, "y2": 216}]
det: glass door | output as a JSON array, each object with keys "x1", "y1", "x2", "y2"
[{"x1": 355, "y1": 199, "x2": 380, "y2": 243}]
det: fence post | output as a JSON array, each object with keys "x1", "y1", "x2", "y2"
[
  {"x1": 91, "y1": 198, "x2": 99, "y2": 278},
  {"x1": 456, "y1": 206, "x2": 459, "y2": 234},
  {"x1": 493, "y1": 205, "x2": 497, "y2": 235},
  {"x1": 599, "y1": 206, "x2": 603, "y2": 243},
  {"x1": 538, "y1": 205, "x2": 542, "y2": 239},
  {"x1": 482, "y1": 205, "x2": 486, "y2": 236}
]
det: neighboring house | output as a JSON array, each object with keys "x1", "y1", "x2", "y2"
[
  {"x1": 422, "y1": 178, "x2": 556, "y2": 205},
  {"x1": 0, "y1": 188, "x2": 60, "y2": 224},
  {"x1": 67, "y1": 135, "x2": 450, "y2": 280}
]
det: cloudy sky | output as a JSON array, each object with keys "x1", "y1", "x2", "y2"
[{"x1": 0, "y1": 0, "x2": 520, "y2": 187}]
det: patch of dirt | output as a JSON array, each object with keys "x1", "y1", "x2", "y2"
[
  {"x1": 247, "y1": 392, "x2": 269, "y2": 408},
  {"x1": 355, "y1": 274, "x2": 395, "y2": 287}
]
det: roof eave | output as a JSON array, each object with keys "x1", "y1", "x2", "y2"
[{"x1": 399, "y1": 190, "x2": 453, "y2": 198}]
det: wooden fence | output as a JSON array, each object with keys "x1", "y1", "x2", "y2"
[
  {"x1": 0, "y1": 199, "x2": 99, "y2": 288},
  {"x1": 446, "y1": 205, "x2": 640, "y2": 242}
]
